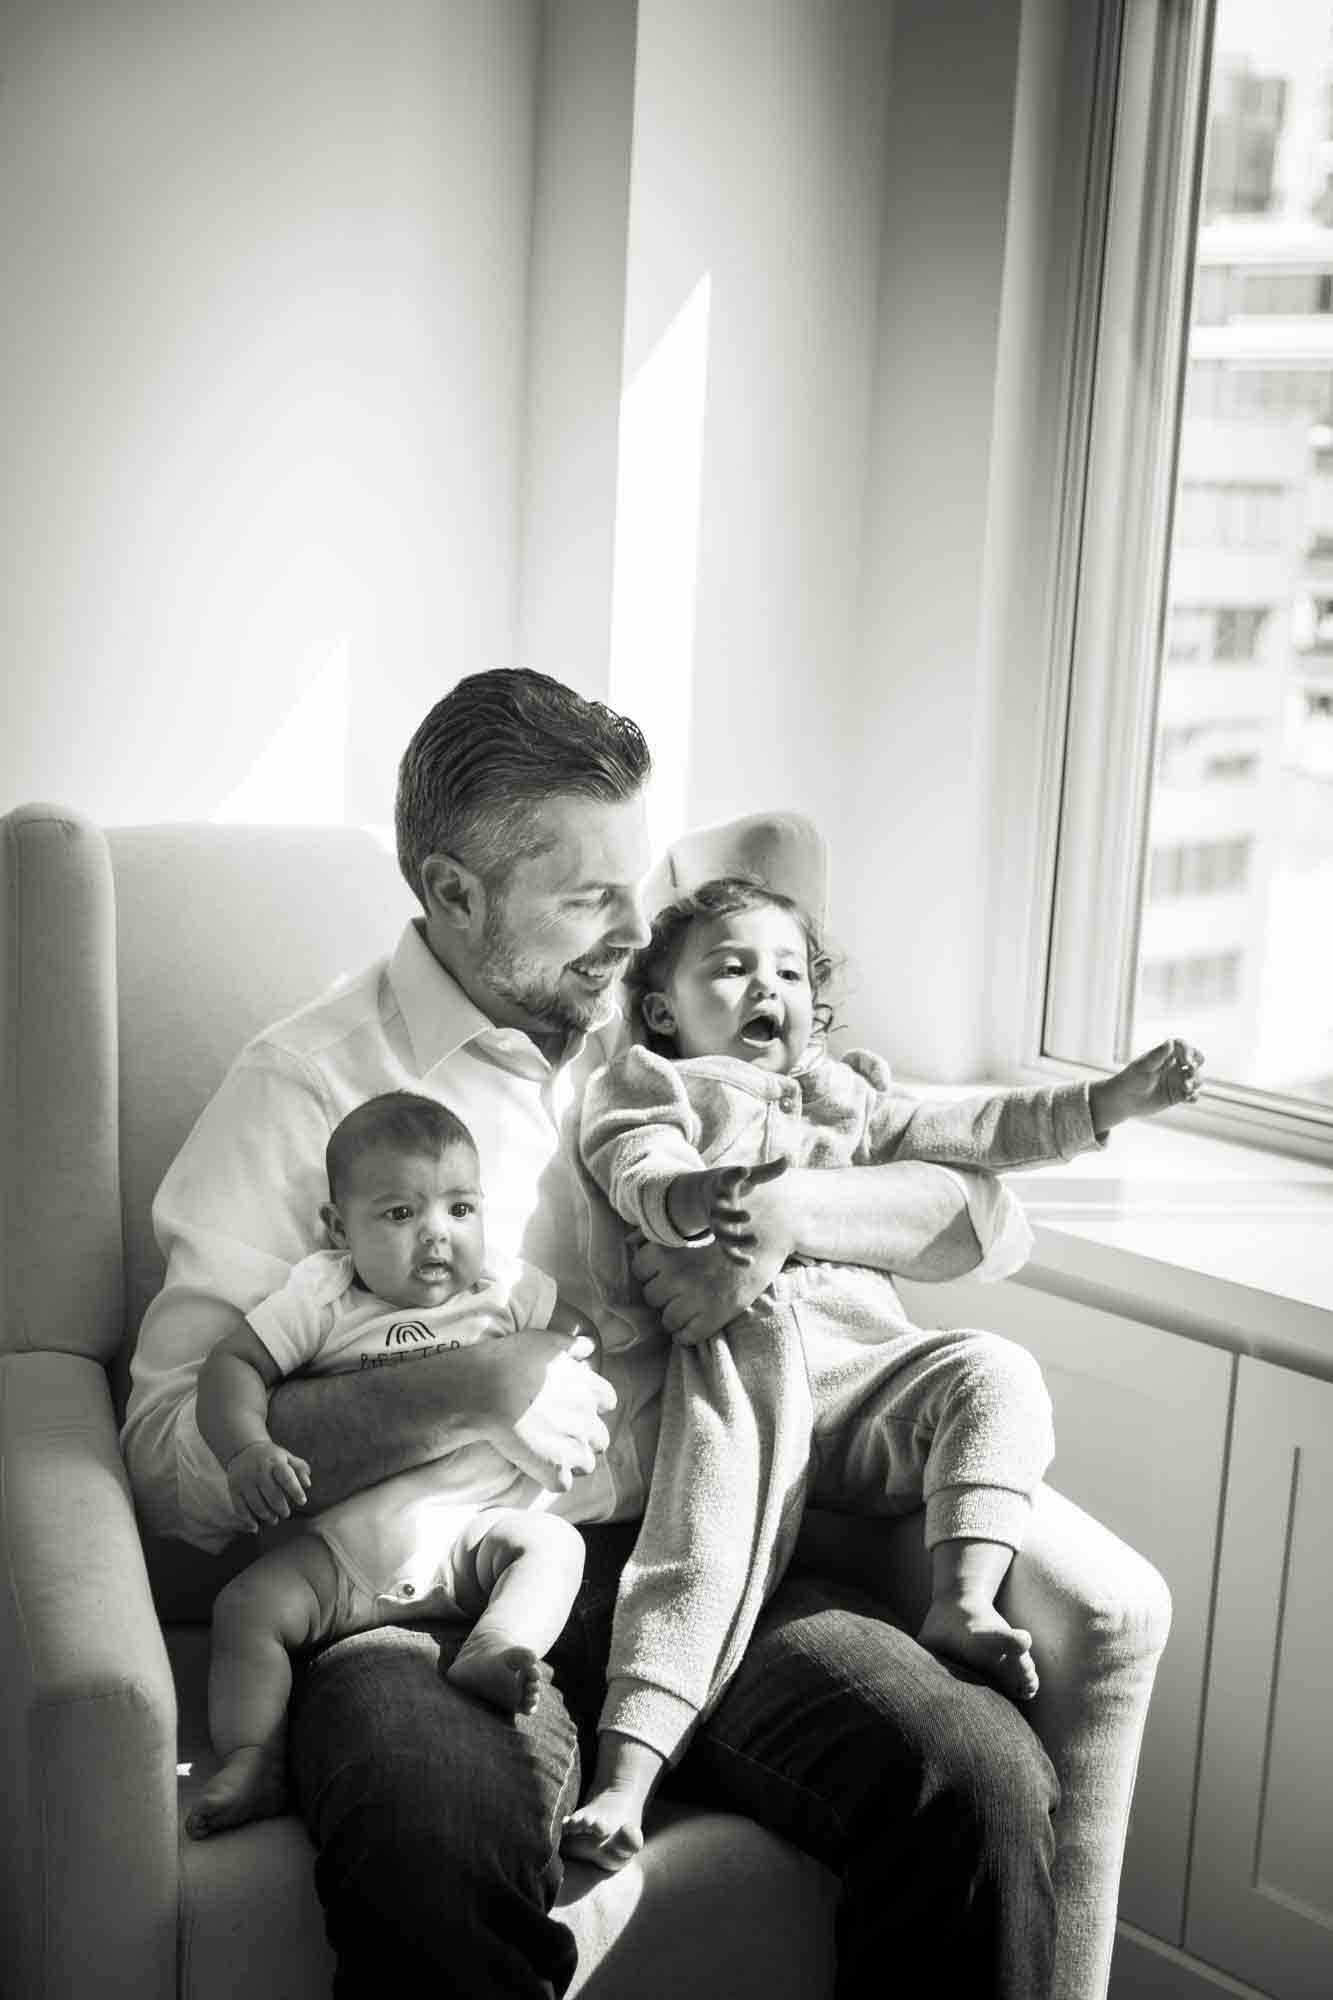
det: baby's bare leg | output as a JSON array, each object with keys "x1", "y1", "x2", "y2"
[
  {"x1": 562, "y1": 1730, "x2": 665, "y2": 1872},
  {"x1": 186, "y1": 1534, "x2": 339, "y2": 1838},
  {"x1": 445, "y1": 1509, "x2": 585, "y2": 1716}
]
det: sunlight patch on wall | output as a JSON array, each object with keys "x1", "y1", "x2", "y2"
[
  {"x1": 608, "y1": 273, "x2": 712, "y2": 856},
  {"x1": 212, "y1": 638, "x2": 351, "y2": 823}
]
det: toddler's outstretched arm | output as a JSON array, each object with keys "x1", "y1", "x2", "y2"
[
  {"x1": 665, "y1": 1156, "x2": 790, "y2": 1265},
  {"x1": 1089, "y1": 1037, "x2": 1204, "y2": 1136}
]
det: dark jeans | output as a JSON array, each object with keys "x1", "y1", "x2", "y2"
[{"x1": 288, "y1": 1523, "x2": 1057, "y2": 2000}]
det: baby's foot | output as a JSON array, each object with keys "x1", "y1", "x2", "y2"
[
  {"x1": 918, "y1": 1600, "x2": 1040, "y2": 1703},
  {"x1": 185, "y1": 1744, "x2": 289, "y2": 1839},
  {"x1": 446, "y1": 1631, "x2": 543, "y2": 1715},
  {"x1": 562, "y1": 1788, "x2": 648, "y2": 1873}
]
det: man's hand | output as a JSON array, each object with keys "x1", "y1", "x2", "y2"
[
  {"x1": 632, "y1": 1165, "x2": 796, "y2": 1345},
  {"x1": 1090, "y1": 1037, "x2": 1204, "y2": 1135},
  {"x1": 225, "y1": 1439, "x2": 312, "y2": 1532},
  {"x1": 476, "y1": 1328, "x2": 617, "y2": 1491},
  {"x1": 665, "y1": 1156, "x2": 790, "y2": 1264}
]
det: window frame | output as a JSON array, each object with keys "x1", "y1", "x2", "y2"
[{"x1": 1034, "y1": 0, "x2": 1333, "y2": 1163}]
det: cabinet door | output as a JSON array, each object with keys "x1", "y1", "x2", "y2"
[
  {"x1": 896, "y1": 1274, "x2": 1232, "y2": 1944},
  {"x1": 1186, "y1": 1357, "x2": 1333, "y2": 1999}
]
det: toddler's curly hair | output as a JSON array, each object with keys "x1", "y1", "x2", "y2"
[{"x1": 626, "y1": 875, "x2": 837, "y2": 1055}]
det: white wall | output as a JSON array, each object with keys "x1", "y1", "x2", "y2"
[
  {"x1": 2, "y1": 0, "x2": 1083, "y2": 1081},
  {"x1": 1, "y1": 0, "x2": 538, "y2": 827},
  {"x1": 516, "y1": 0, "x2": 637, "y2": 697},
  {"x1": 605, "y1": 0, "x2": 894, "y2": 862}
]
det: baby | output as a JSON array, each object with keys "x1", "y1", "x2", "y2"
[
  {"x1": 186, "y1": 1090, "x2": 592, "y2": 1839},
  {"x1": 564, "y1": 875, "x2": 1203, "y2": 1868}
]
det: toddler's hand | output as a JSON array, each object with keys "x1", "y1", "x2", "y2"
[
  {"x1": 225, "y1": 1439, "x2": 312, "y2": 1532},
  {"x1": 665, "y1": 1156, "x2": 790, "y2": 1266},
  {"x1": 1090, "y1": 1038, "x2": 1205, "y2": 1135}
]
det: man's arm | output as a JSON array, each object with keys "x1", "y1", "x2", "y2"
[
  {"x1": 267, "y1": 1329, "x2": 614, "y2": 1513},
  {"x1": 631, "y1": 1159, "x2": 985, "y2": 1343}
]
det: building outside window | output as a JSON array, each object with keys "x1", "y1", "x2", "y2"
[{"x1": 1045, "y1": 0, "x2": 1333, "y2": 1136}]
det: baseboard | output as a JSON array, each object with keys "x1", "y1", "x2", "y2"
[{"x1": 1110, "y1": 1923, "x2": 1273, "y2": 2000}]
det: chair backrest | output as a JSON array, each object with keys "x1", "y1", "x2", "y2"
[
  {"x1": 0, "y1": 806, "x2": 414, "y2": 1394},
  {"x1": 107, "y1": 820, "x2": 416, "y2": 1398}
]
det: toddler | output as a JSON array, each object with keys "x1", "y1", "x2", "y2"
[
  {"x1": 186, "y1": 1090, "x2": 592, "y2": 1839},
  {"x1": 565, "y1": 875, "x2": 1203, "y2": 1868}
]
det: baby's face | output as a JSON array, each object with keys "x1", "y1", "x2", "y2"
[
  {"x1": 649, "y1": 904, "x2": 815, "y2": 1073},
  {"x1": 327, "y1": 1140, "x2": 486, "y2": 1308}
]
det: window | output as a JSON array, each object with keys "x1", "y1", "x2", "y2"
[
  {"x1": 1148, "y1": 837, "x2": 1252, "y2": 899},
  {"x1": 1042, "y1": 0, "x2": 1333, "y2": 1150}
]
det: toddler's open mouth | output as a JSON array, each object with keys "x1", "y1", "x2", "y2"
[{"x1": 740, "y1": 1010, "x2": 781, "y2": 1047}]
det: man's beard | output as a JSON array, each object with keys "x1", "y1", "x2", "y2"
[{"x1": 479, "y1": 902, "x2": 626, "y2": 1037}]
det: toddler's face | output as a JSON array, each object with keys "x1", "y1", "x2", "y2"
[
  {"x1": 646, "y1": 903, "x2": 815, "y2": 1073},
  {"x1": 324, "y1": 1140, "x2": 486, "y2": 1308}
]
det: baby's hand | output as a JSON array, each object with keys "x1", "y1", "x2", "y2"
[
  {"x1": 1090, "y1": 1038, "x2": 1205, "y2": 1135},
  {"x1": 225, "y1": 1439, "x2": 312, "y2": 1532},
  {"x1": 665, "y1": 1156, "x2": 790, "y2": 1266}
]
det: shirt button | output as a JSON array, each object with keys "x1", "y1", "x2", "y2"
[
  {"x1": 400, "y1": 1583, "x2": 416, "y2": 1598},
  {"x1": 781, "y1": 1090, "x2": 798, "y2": 1113}
]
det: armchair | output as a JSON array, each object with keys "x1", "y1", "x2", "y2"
[{"x1": 0, "y1": 802, "x2": 1170, "y2": 1999}]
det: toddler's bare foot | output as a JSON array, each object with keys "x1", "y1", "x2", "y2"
[
  {"x1": 185, "y1": 1744, "x2": 289, "y2": 1838},
  {"x1": 918, "y1": 1600, "x2": 1039, "y2": 1703},
  {"x1": 447, "y1": 1631, "x2": 543, "y2": 1715},
  {"x1": 562, "y1": 1787, "x2": 648, "y2": 1873}
]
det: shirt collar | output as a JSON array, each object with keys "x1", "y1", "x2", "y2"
[
  {"x1": 388, "y1": 921, "x2": 507, "y2": 1076},
  {"x1": 387, "y1": 921, "x2": 622, "y2": 1080}
]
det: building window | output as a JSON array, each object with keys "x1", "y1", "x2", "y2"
[
  {"x1": 1139, "y1": 951, "x2": 1243, "y2": 1010},
  {"x1": 1148, "y1": 837, "x2": 1252, "y2": 899},
  {"x1": 1043, "y1": 0, "x2": 1333, "y2": 1143}
]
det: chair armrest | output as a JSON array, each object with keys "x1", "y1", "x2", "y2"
[
  {"x1": 797, "y1": 1486, "x2": 1170, "y2": 2000},
  {"x1": 0, "y1": 1352, "x2": 180, "y2": 2000}
]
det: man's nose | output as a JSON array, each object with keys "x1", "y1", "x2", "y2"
[{"x1": 607, "y1": 889, "x2": 651, "y2": 949}]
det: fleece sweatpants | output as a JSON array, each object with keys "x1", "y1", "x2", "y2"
[{"x1": 599, "y1": 1258, "x2": 1055, "y2": 1762}]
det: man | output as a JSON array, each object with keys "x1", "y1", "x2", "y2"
[{"x1": 124, "y1": 669, "x2": 1056, "y2": 1998}]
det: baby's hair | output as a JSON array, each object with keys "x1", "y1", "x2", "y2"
[
  {"x1": 626, "y1": 875, "x2": 837, "y2": 1055},
  {"x1": 325, "y1": 1091, "x2": 478, "y2": 1204}
]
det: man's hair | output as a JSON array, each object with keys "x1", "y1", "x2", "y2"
[
  {"x1": 395, "y1": 668, "x2": 652, "y2": 904},
  {"x1": 325, "y1": 1091, "x2": 478, "y2": 1203},
  {"x1": 626, "y1": 875, "x2": 837, "y2": 1054}
]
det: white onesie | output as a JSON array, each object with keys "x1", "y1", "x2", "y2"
[{"x1": 246, "y1": 1249, "x2": 558, "y2": 1631}]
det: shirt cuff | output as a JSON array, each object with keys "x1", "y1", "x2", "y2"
[
  {"x1": 638, "y1": 1175, "x2": 712, "y2": 1251},
  {"x1": 941, "y1": 1169, "x2": 1034, "y2": 1281},
  {"x1": 1052, "y1": 1079, "x2": 1106, "y2": 1158},
  {"x1": 598, "y1": 1674, "x2": 701, "y2": 1767}
]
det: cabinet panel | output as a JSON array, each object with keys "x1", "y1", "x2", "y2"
[
  {"x1": 1187, "y1": 1358, "x2": 1333, "y2": 1999},
  {"x1": 896, "y1": 1273, "x2": 1232, "y2": 1944}
]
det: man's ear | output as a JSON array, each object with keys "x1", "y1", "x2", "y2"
[
  {"x1": 420, "y1": 852, "x2": 484, "y2": 934},
  {"x1": 640, "y1": 991, "x2": 676, "y2": 1038},
  {"x1": 320, "y1": 1202, "x2": 349, "y2": 1249}
]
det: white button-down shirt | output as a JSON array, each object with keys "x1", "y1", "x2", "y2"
[
  {"x1": 124, "y1": 922, "x2": 667, "y2": 1548},
  {"x1": 123, "y1": 921, "x2": 1022, "y2": 1552}
]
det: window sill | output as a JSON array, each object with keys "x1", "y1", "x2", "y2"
[{"x1": 912, "y1": 1084, "x2": 1333, "y2": 1379}]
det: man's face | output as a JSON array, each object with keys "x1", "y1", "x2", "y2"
[{"x1": 472, "y1": 793, "x2": 654, "y2": 1042}]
